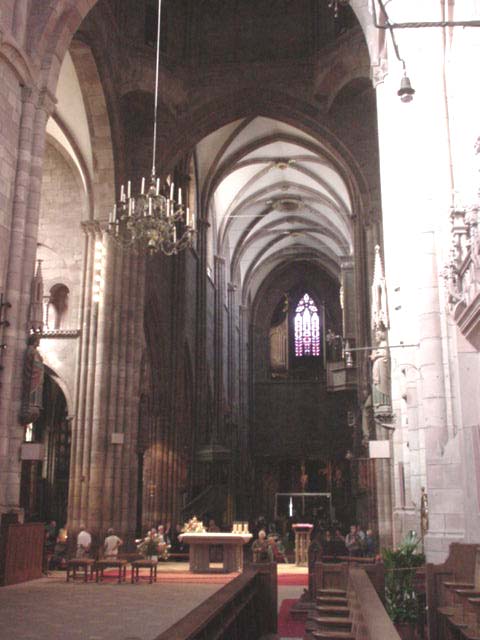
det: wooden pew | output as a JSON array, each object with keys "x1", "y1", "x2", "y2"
[{"x1": 426, "y1": 543, "x2": 480, "y2": 640}]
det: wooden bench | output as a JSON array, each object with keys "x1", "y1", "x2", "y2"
[
  {"x1": 95, "y1": 558, "x2": 127, "y2": 583},
  {"x1": 66, "y1": 558, "x2": 95, "y2": 582},
  {"x1": 131, "y1": 559, "x2": 158, "y2": 584}
]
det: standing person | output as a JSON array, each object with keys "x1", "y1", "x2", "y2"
[
  {"x1": 345, "y1": 525, "x2": 360, "y2": 557},
  {"x1": 252, "y1": 529, "x2": 271, "y2": 562},
  {"x1": 333, "y1": 528, "x2": 347, "y2": 556},
  {"x1": 356, "y1": 524, "x2": 366, "y2": 556},
  {"x1": 76, "y1": 524, "x2": 91, "y2": 559},
  {"x1": 103, "y1": 528, "x2": 123, "y2": 559},
  {"x1": 365, "y1": 529, "x2": 376, "y2": 557}
]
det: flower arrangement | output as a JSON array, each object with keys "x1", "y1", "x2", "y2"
[
  {"x1": 137, "y1": 533, "x2": 160, "y2": 558},
  {"x1": 182, "y1": 516, "x2": 206, "y2": 533}
]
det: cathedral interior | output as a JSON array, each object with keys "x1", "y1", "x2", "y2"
[{"x1": 1, "y1": 0, "x2": 480, "y2": 592}]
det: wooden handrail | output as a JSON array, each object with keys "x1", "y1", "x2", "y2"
[
  {"x1": 349, "y1": 568, "x2": 401, "y2": 640},
  {"x1": 154, "y1": 563, "x2": 277, "y2": 640}
]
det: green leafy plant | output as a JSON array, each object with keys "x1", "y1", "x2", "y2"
[{"x1": 382, "y1": 531, "x2": 425, "y2": 624}]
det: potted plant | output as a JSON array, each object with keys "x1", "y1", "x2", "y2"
[{"x1": 382, "y1": 531, "x2": 425, "y2": 640}]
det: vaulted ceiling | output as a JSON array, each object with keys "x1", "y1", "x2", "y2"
[{"x1": 196, "y1": 116, "x2": 354, "y2": 301}]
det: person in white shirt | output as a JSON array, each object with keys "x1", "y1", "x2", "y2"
[
  {"x1": 76, "y1": 524, "x2": 92, "y2": 559},
  {"x1": 103, "y1": 528, "x2": 123, "y2": 559}
]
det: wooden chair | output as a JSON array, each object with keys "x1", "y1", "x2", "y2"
[
  {"x1": 66, "y1": 558, "x2": 95, "y2": 582},
  {"x1": 131, "y1": 559, "x2": 158, "y2": 584},
  {"x1": 95, "y1": 558, "x2": 127, "y2": 583}
]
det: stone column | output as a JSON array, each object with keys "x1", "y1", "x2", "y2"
[
  {"x1": 374, "y1": 0, "x2": 464, "y2": 560},
  {"x1": 0, "y1": 87, "x2": 55, "y2": 515},
  {"x1": 227, "y1": 283, "x2": 237, "y2": 408},
  {"x1": 12, "y1": 0, "x2": 28, "y2": 46},
  {"x1": 68, "y1": 224, "x2": 145, "y2": 542},
  {"x1": 340, "y1": 257, "x2": 356, "y2": 340},
  {"x1": 214, "y1": 255, "x2": 226, "y2": 440}
]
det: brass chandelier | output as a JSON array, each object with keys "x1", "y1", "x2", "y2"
[{"x1": 107, "y1": 0, "x2": 195, "y2": 255}]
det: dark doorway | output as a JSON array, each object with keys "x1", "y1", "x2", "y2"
[{"x1": 20, "y1": 372, "x2": 71, "y2": 527}]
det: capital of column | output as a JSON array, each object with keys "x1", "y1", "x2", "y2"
[
  {"x1": 37, "y1": 87, "x2": 57, "y2": 117},
  {"x1": 82, "y1": 220, "x2": 104, "y2": 237}
]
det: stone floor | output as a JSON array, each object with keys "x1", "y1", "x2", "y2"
[{"x1": 0, "y1": 563, "x2": 307, "y2": 640}]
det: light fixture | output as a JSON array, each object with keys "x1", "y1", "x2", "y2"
[
  {"x1": 107, "y1": 0, "x2": 195, "y2": 255},
  {"x1": 397, "y1": 72, "x2": 415, "y2": 103}
]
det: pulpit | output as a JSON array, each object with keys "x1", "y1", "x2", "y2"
[{"x1": 292, "y1": 523, "x2": 313, "y2": 566}]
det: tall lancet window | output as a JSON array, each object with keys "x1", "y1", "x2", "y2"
[{"x1": 294, "y1": 293, "x2": 320, "y2": 357}]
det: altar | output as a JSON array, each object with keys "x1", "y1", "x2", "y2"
[{"x1": 179, "y1": 532, "x2": 252, "y2": 573}]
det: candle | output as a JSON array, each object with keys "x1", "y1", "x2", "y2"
[
  {"x1": 113, "y1": 204, "x2": 117, "y2": 222},
  {"x1": 156, "y1": 178, "x2": 160, "y2": 195},
  {"x1": 192, "y1": 211, "x2": 196, "y2": 231},
  {"x1": 141, "y1": 177, "x2": 145, "y2": 194},
  {"x1": 178, "y1": 187, "x2": 182, "y2": 206},
  {"x1": 173, "y1": 226, "x2": 177, "y2": 244},
  {"x1": 148, "y1": 198, "x2": 152, "y2": 217},
  {"x1": 170, "y1": 181, "x2": 174, "y2": 200},
  {"x1": 186, "y1": 207, "x2": 191, "y2": 227},
  {"x1": 120, "y1": 184, "x2": 125, "y2": 202},
  {"x1": 127, "y1": 180, "x2": 131, "y2": 198},
  {"x1": 128, "y1": 199, "x2": 132, "y2": 217}
]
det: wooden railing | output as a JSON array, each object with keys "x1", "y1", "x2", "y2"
[
  {"x1": 314, "y1": 557, "x2": 384, "y2": 599},
  {"x1": 348, "y1": 568, "x2": 401, "y2": 640},
  {"x1": 154, "y1": 563, "x2": 277, "y2": 640}
]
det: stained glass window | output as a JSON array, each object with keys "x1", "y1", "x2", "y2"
[{"x1": 294, "y1": 293, "x2": 320, "y2": 357}]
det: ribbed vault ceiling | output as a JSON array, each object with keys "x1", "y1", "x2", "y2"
[{"x1": 196, "y1": 117, "x2": 354, "y2": 300}]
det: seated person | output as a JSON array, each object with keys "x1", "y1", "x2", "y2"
[
  {"x1": 252, "y1": 529, "x2": 271, "y2": 563},
  {"x1": 267, "y1": 534, "x2": 288, "y2": 563},
  {"x1": 103, "y1": 528, "x2": 123, "y2": 559}
]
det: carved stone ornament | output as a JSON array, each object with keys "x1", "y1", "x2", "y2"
[
  {"x1": 19, "y1": 334, "x2": 44, "y2": 425},
  {"x1": 444, "y1": 137, "x2": 480, "y2": 347}
]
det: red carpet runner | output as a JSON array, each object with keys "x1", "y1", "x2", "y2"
[
  {"x1": 277, "y1": 599, "x2": 305, "y2": 638},
  {"x1": 277, "y1": 573, "x2": 308, "y2": 587}
]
